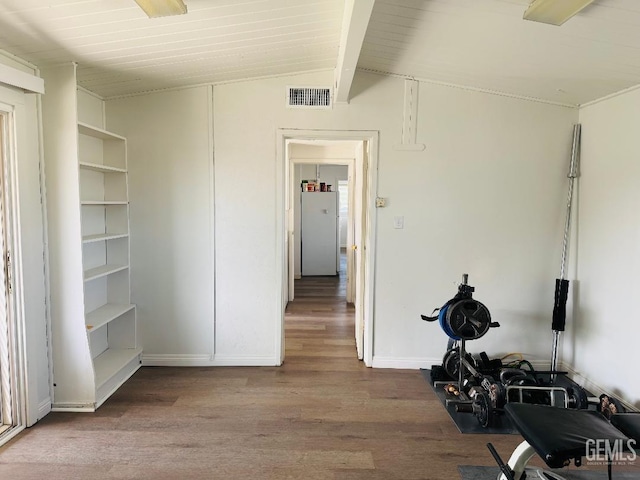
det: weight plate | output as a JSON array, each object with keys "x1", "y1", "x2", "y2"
[
  {"x1": 489, "y1": 382, "x2": 506, "y2": 409},
  {"x1": 474, "y1": 390, "x2": 493, "y2": 428},
  {"x1": 442, "y1": 348, "x2": 460, "y2": 379},
  {"x1": 439, "y1": 304, "x2": 460, "y2": 340},
  {"x1": 446, "y1": 299, "x2": 492, "y2": 340},
  {"x1": 442, "y1": 348, "x2": 476, "y2": 380}
]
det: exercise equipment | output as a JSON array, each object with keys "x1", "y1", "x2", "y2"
[
  {"x1": 441, "y1": 348, "x2": 502, "y2": 381},
  {"x1": 550, "y1": 124, "x2": 581, "y2": 380},
  {"x1": 488, "y1": 403, "x2": 640, "y2": 480},
  {"x1": 421, "y1": 272, "x2": 597, "y2": 429},
  {"x1": 422, "y1": 274, "x2": 500, "y2": 408},
  {"x1": 421, "y1": 274, "x2": 498, "y2": 341}
]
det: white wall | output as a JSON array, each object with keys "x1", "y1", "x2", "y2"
[
  {"x1": 76, "y1": 88, "x2": 104, "y2": 127},
  {"x1": 106, "y1": 87, "x2": 215, "y2": 365},
  {"x1": 0, "y1": 52, "x2": 50, "y2": 424},
  {"x1": 372, "y1": 80, "x2": 579, "y2": 367},
  {"x1": 572, "y1": 89, "x2": 640, "y2": 407},
  {"x1": 120, "y1": 68, "x2": 577, "y2": 367},
  {"x1": 104, "y1": 70, "x2": 578, "y2": 369}
]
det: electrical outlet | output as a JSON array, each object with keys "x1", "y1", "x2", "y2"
[{"x1": 376, "y1": 197, "x2": 386, "y2": 208}]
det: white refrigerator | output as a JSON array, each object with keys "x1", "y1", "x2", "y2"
[{"x1": 301, "y1": 191, "x2": 339, "y2": 276}]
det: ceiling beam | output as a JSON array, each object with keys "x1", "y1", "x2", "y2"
[{"x1": 334, "y1": 0, "x2": 375, "y2": 104}]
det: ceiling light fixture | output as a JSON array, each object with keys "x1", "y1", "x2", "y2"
[
  {"x1": 134, "y1": 0, "x2": 187, "y2": 18},
  {"x1": 523, "y1": 0, "x2": 595, "y2": 26}
]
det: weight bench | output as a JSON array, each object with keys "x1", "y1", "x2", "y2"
[{"x1": 488, "y1": 403, "x2": 640, "y2": 480}]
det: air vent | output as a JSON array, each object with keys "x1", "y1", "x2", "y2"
[{"x1": 287, "y1": 87, "x2": 332, "y2": 109}]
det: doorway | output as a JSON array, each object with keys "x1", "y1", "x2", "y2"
[
  {"x1": 0, "y1": 109, "x2": 24, "y2": 442},
  {"x1": 292, "y1": 159, "x2": 352, "y2": 288},
  {"x1": 276, "y1": 129, "x2": 378, "y2": 366}
]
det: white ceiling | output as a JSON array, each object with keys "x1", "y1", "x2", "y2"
[
  {"x1": 0, "y1": 0, "x2": 344, "y2": 98},
  {"x1": 361, "y1": 0, "x2": 640, "y2": 106},
  {"x1": 1, "y1": 0, "x2": 640, "y2": 105}
]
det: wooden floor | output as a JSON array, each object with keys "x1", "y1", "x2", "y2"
[{"x1": 2, "y1": 269, "x2": 622, "y2": 479}]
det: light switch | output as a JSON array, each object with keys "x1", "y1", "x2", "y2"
[{"x1": 394, "y1": 216, "x2": 404, "y2": 229}]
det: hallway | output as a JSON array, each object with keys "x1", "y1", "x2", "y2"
[{"x1": 285, "y1": 250, "x2": 352, "y2": 364}]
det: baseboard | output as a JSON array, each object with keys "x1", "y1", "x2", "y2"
[
  {"x1": 51, "y1": 404, "x2": 96, "y2": 412},
  {"x1": 371, "y1": 356, "x2": 442, "y2": 370},
  {"x1": 561, "y1": 362, "x2": 638, "y2": 412},
  {"x1": 210, "y1": 354, "x2": 279, "y2": 366},
  {"x1": 37, "y1": 397, "x2": 51, "y2": 421},
  {"x1": 142, "y1": 353, "x2": 279, "y2": 367},
  {"x1": 142, "y1": 354, "x2": 211, "y2": 366},
  {"x1": 370, "y1": 355, "x2": 551, "y2": 371}
]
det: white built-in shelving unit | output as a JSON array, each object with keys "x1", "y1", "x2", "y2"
[{"x1": 42, "y1": 64, "x2": 141, "y2": 411}]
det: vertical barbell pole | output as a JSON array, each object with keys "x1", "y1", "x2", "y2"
[
  {"x1": 551, "y1": 124, "x2": 581, "y2": 381},
  {"x1": 458, "y1": 274, "x2": 468, "y2": 391}
]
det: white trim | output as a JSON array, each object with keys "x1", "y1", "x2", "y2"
[
  {"x1": 372, "y1": 356, "x2": 442, "y2": 370},
  {"x1": 143, "y1": 354, "x2": 210, "y2": 366},
  {"x1": 276, "y1": 132, "x2": 286, "y2": 364},
  {"x1": 76, "y1": 85, "x2": 104, "y2": 101},
  {"x1": 362, "y1": 135, "x2": 378, "y2": 367},
  {"x1": 290, "y1": 157, "x2": 354, "y2": 163},
  {"x1": 0, "y1": 50, "x2": 38, "y2": 72},
  {"x1": 400, "y1": 79, "x2": 422, "y2": 147},
  {"x1": 51, "y1": 404, "x2": 95, "y2": 412},
  {"x1": 0, "y1": 64, "x2": 44, "y2": 94},
  {"x1": 0, "y1": 424, "x2": 24, "y2": 447},
  {"x1": 37, "y1": 397, "x2": 51, "y2": 420},
  {"x1": 104, "y1": 68, "x2": 335, "y2": 100},
  {"x1": 578, "y1": 82, "x2": 640, "y2": 108},
  {"x1": 35, "y1": 84, "x2": 54, "y2": 422},
  {"x1": 102, "y1": 65, "x2": 584, "y2": 108},
  {"x1": 0, "y1": 99, "x2": 29, "y2": 435},
  {"x1": 210, "y1": 355, "x2": 278, "y2": 366},
  {"x1": 143, "y1": 354, "x2": 278, "y2": 367},
  {"x1": 208, "y1": 84, "x2": 216, "y2": 358},
  {"x1": 357, "y1": 68, "x2": 579, "y2": 109},
  {"x1": 276, "y1": 129, "x2": 379, "y2": 367},
  {"x1": 370, "y1": 356, "x2": 551, "y2": 371}
]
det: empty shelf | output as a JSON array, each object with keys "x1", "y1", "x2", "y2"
[{"x1": 86, "y1": 303, "x2": 135, "y2": 331}]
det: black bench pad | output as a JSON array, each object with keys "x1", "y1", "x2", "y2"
[
  {"x1": 505, "y1": 403, "x2": 630, "y2": 469},
  {"x1": 611, "y1": 413, "x2": 640, "y2": 442}
]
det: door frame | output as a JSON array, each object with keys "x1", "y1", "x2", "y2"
[
  {"x1": 0, "y1": 102, "x2": 28, "y2": 445},
  {"x1": 275, "y1": 129, "x2": 378, "y2": 366},
  {"x1": 288, "y1": 157, "x2": 355, "y2": 301}
]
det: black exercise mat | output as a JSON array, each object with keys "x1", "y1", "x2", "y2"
[
  {"x1": 421, "y1": 369, "x2": 518, "y2": 434},
  {"x1": 458, "y1": 465, "x2": 640, "y2": 480}
]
